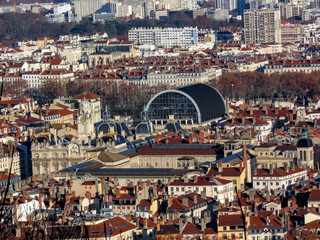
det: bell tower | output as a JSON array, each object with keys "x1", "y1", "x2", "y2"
[
  {"x1": 297, "y1": 126, "x2": 314, "y2": 169},
  {"x1": 78, "y1": 98, "x2": 95, "y2": 144}
]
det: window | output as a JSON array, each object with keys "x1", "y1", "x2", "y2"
[
  {"x1": 166, "y1": 162, "x2": 169, "y2": 167},
  {"x1": 154, "y1": 162, "x2": 158, "y2": 167},
  {"x1": 176, "y1": 187, "x2": 179, "y2": 191}
]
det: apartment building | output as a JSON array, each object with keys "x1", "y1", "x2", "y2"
[
  {"x1": 128, "y1": 27, "x2": 198, "y2": 48},
  {"x1": 244, "y1": 9, "x2": 281, "y2": 44},
  {"x1": 281, "y1": 21, "x2": 302, "y2": 43},
  {"x1": 168, "y1": 176, "x2": 234, "y2": 203}
]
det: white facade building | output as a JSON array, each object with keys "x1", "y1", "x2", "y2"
[
  {"x1": 168, "y1": 176, "x2": 234, "y2": 203},
  {"x1": 53, "y1": 3, "x2": 71, "y2": 14},
  {"x1": 253, "y1": 166, "x2": 307, "y2": 192},
  {"x1": 22, "y1": 71, "x2": 41, "y2": 89},
  {"x1": 15, "y1": 198, "x2": 46, "y2": 223},
  {"x1": 74, "y1": 0, "x2": 105, "y2": 20},
  {"x1": 128, "y1": 27, "x2": 198, "y2": 48}
]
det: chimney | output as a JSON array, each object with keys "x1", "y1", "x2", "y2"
[
  {"x1": 65, "y1": 193, "x2": 70, "y2": 204},
  {"x1": 179, "y1": 218, "x2": 183, "y2": 231},
  {"x1": 270, "y1": 164, "x2": 274, "y2": 174},
  {"x1": 194, "y1": 175, "x2": 198, "y2": 183},
  {"x1": 243, "y1": 145, "x2": 248, "y2": 179},
  {"x1": 266, "y1": 190, "x2": 270, "y2": 202},
  {"x1": 290, "y1": 161, "x2": 295, "y2": 170},
  {"x1": 193, "y1": 194, "x2": 198, "y2": 204},
  {"x1": 201, "y1": 218, "x2": 205, "y2": 231},
  {"x1": 115, "y1": 188, "x2": 121, "y2": 198},
  {"x1": 284, "y1": 163, "x2": 289, "y2": 172},
  {"x1": 62, "y1": 214, "x2": 67, "y2": 224},
  {"x1": 182, "y1": 197, "x2": 188, "y2": 206},
  {"x1": 225, "y1": 198, "x2": 229, "y2": 207},
  {"x1": 85, "y1": 191, "x2": 91, "y2": 200},
  {"x1": 201, "y1": 191, "x2": 206, "y2": 199},
  {"x1": 218, "y1": 160, "x2": 223, "y2": 173},
  {"x1": 95, "y1": 179, "x2": 99, "y2": 197},
  {"x1": 209, "y1": 175, "x2": 215, "y2": 182},
  {"x1": 239, "y1": 161, "x2": 243, "y2": 173},
  {"x1": 143, "y1": 218, "x2": 148, "y2": 229},
  {"x1": 266, "y1": 215, "x2": 270, "y2": 225},
  {"x1": 249, "y1": 189, "x2": 254, "y2": 201}
]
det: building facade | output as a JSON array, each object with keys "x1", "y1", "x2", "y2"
[
  {"x1": 128, "y1": 27, "x2": 198, "y2": 48},
  {"x1": 244, "y1": 9, "x2": 281, "y2": 44}
]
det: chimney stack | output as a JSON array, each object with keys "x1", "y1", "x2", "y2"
[
  {"x1": 182, "y1": 197, "x2": 188, "y2": 206},
  {"x1": 143, "y1": 218, "x2": 148, "y2": 229},
  {"x1": 193, "y1": 194, "x2": 198, "y2": 204},
  {"x1": 284, "y1": 163, "x2": 289, "y2": 172},
  {"x1": 218, "y1": 160, "x2": 223, "y2": 173},
  {"x1": 179, "y1": 218, "x2": 183, "y2": 231},
  {"x1": 243, "y1": 145, "x2": 248, "y2": 179},
  {"x1": 266, "y1": 190, "x2": 270, "y2": 202},
  {"x1": 249, "y1": 189, "x2": 254, "y2": 201}
]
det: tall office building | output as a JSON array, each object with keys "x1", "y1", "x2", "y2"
[
  {"x1": 244, "y1": 9, "x2": 281, "y2": 44},
  {"x1": 74, "y1": 0, "x2": 105, "y2": 20}
]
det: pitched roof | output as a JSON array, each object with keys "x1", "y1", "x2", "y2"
[
  {"x1": 308, "y1": 189, "x2": 320, "y2": 202},
  {"x1": 74, "y1": 91, "x2": 100, "y2": 99},
  {"x1": 97, "y1": 151, "x2": 127, "y2": 163},
  {"x1": 182, "y1": 223, "x2": 202, "y2": 235},
  {"x1": 254, "y1": 167, "x2": 306, "y2": 178},
  {"x1": 249, "y1": 212, "x2": 282, "y2": 230},
  {"x1": 137, "y1": 145, "x2": 217, "y2": 156},
  {"x1": 168, "y1": 176, "x2": 232, "y2": 186},
  {"x1": 219, "y1": 214, "x2": 243, "y2": 226},
  {"x1": 207, "y1": 167, "x2": 243, "y2": 177}
]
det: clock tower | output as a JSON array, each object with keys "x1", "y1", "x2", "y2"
[{"x1": 78, "y1": 98, "x2": 95, "y2": 144}]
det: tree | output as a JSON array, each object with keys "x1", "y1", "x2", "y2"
[{"x1": 284, "y1": 227, "x2": 318, "y2": 240}]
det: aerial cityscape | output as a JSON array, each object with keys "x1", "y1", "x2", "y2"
[{"x1": 0, "y1": 0, "x2": 320, "y2": 239}]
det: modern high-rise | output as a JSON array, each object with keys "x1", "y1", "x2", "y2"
[
  {"x1": 128, "y1": 27, "x2": 198, "y2": 48},
  {"x1": 244, "y1": 9, "x2": 281, "y2": 44},
  {"x1": 74, "y1": 0, "x2": 105, "y2": 20}
]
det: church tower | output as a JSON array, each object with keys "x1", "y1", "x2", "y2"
[
  {"x1": 297, "y1": 126, "x2": 314, "y2": 169},
  {"x1": 78, "y1": 98, "x2": 95, "y2": 144}
]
